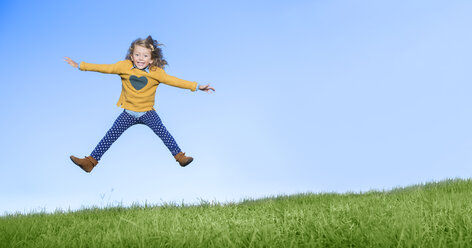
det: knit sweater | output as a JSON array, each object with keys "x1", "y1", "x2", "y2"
[{"x1": 79, "y1": 60, "x2": 198, "y2": 112}]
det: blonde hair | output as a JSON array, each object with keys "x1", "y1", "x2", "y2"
[{"x1": 125, "y1": 35, "x2": 168, "y2": 69}]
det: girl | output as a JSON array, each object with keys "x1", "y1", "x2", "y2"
[{"x1": 65, "y1": 36, "x2": 215, "y2": 173}]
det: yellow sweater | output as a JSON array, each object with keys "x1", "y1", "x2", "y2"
[{"x1": 79, "y1": 60, "x2": 197, "y2": 112}]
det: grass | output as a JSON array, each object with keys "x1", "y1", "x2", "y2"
[{"x1": 2, "y1": 178, "x2": 472, "y2": 247}]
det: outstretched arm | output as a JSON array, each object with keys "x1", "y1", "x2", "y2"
[
  {"x1": 198, "y1": 84, "x2": 216, "y2": 94},
  {"x1": 64, "y1": 57, "x2": 78, "y2": 68},
  {"x1": 64, "y1": 58, "x2": 124, "y2": 74}
]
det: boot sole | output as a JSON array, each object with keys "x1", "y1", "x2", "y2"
[{"x1": 180, "y1": 158, "x2": 194, "y2": 167}]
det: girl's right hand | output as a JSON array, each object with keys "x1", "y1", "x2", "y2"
[{"x1": 64, "y1": 57, "x2": 78, "y2": 68}]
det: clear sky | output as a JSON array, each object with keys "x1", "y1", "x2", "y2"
[{"x1": 1, "y1": 0, "x2": 471, "y2": 215}]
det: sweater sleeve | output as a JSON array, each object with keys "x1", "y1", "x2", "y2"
[
  {"x1": 79, "y1": 60, "x2": 125, "y2": 74},
  {"x1": 160, "y1": 70, "x2": 198, "y2": 92}
]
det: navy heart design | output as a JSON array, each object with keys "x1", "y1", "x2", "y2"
[{"x1": 129, "y1": 75, "x2": 148, "y2": 90}]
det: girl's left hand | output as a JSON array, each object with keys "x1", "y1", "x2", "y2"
[{"x1": 199, "y1": 84, "x2": 216, "y2": 94}]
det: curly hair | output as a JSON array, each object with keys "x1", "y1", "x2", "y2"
[{"x1": 125, "y1": 35, "x2": 168, "y2": 70}]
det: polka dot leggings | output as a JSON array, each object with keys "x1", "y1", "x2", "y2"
[{"x1": 90, "y1": 110, "x2": 182, "y2": 161}]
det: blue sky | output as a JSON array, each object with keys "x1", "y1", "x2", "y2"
[{"x1": 1, "y1": 0, "x2": 471, "y2": 215}]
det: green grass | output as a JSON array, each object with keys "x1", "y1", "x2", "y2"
[{"x1": 2, "y1": 178, "x2": 472, "y2": 247}]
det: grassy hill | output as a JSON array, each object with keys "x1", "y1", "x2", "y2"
[{"x1": 1, "y1": 178, "x2": 472, "y2": 247}]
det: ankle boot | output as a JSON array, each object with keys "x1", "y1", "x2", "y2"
[
  {"x1": 174, "y1": 152, "x2": 193, "y2": 167},
  {"x1": 70, "y1": 155, "x2": 98, "y2": 173}
]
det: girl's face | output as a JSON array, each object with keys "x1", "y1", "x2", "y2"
[{"x1": 131, "y1": 45, "x2": 153, "y2": 69}]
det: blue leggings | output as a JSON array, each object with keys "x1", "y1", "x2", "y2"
[{"x1": 90, "y1": 110, "x2": 182, "y2": 161}]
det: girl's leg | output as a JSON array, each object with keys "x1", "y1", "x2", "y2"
[
  {"x1": 90, "y1": 111, "x2": 138, "y2": 161},
  {"x1": 139, "y1": 110, "x2": 182, "y2": 156}
]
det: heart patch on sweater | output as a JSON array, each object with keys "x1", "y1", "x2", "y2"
[{"x1": 129, "y1": 75, "x2": 148, "y2": 90}]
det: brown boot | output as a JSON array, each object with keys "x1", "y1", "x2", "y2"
[
  {"x1": 70, "y1": 155, "x2": 98, "y2": 173},
  {"x1": 174, "y1": 152, "x2": 193, "y2": 167}
]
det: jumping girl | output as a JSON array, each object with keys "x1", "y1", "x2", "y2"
[{"x1": 65, "y1": 36, "x2": 215, "y2": 173}]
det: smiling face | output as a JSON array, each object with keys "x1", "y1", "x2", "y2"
[{"x1": 130, "y1": 45, "x2": 153, "y2": 69}]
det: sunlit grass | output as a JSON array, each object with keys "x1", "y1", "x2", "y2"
[{"x1": 2, "y1": 178, "x2": 472, "y2": 247}]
